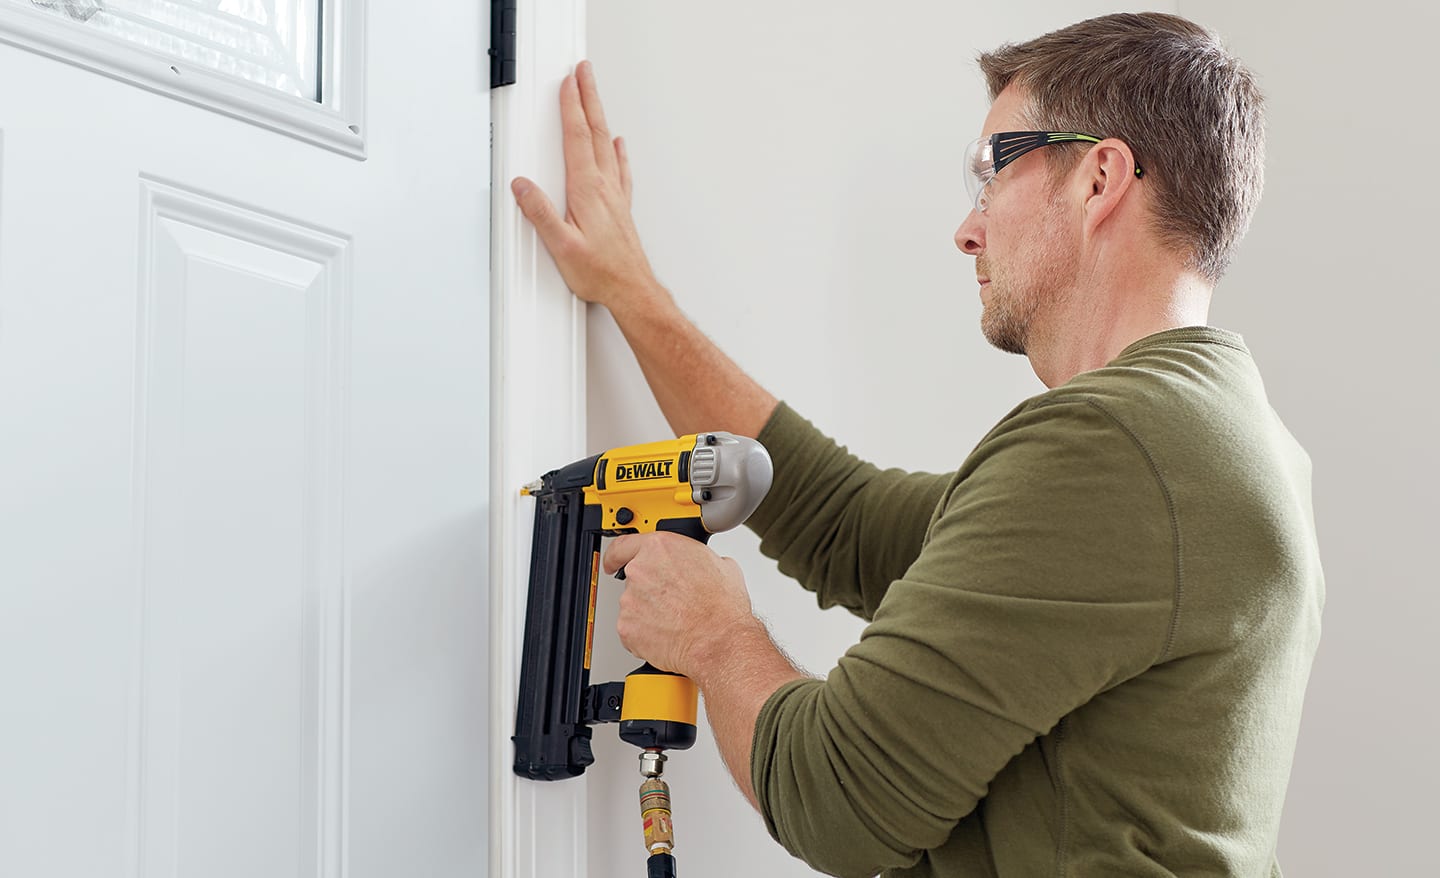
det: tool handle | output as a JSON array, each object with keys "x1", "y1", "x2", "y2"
[
  {"x1": 614, "y1": 522, "x2": 709, "y2": 581},
  {"x1": 647, "y1": 853, "x2": 677, "y2": 878}
]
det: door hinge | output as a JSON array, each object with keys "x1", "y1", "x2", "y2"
[{"x1": 490, "y1": 0, "x2": 517, "y2": 88}]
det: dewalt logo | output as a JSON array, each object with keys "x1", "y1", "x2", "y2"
[{"x1": 613, "y1": 458, "x2": 674, "y2": 482}]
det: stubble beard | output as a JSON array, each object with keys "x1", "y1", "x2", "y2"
[
  {"x1": 978, "y1": 192, "x2": 1077, "y2": 356},
  {"x1": 980, "y1": 267, "x2": 1042, "y2": 355}
]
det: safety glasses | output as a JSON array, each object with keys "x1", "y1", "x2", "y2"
[{"x1": 963, "y1": 131, "x2": 1144, "y2": 212}]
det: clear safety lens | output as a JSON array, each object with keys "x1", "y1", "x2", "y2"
[{"x1": 963, "y1": 136, "x2": 996, "y2": 212}]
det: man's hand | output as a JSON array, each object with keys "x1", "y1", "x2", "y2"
[
  {"x1": 508, "y1": 60, "x2": 779, "y2": 440},
  {"x1": 603, "y1": 531, "x2": 757, "y2": 678},
  {"x1": 510, "y1": 61, "x2": 663, "y2": 312},
  {"x1": 606, "y1": 531, "x2": 808, "y2": 811}
]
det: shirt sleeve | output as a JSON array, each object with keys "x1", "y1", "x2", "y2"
[
  {"x1": 746, "y1": 402, "x2": 953, "y2": 619},
  {"x1": 749, "y1": 399, "x2": 1179, "y2": 878}
]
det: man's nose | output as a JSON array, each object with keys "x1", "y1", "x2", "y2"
[{"x1": 954, "y1": 209, "x2": 984, "y2": 255}]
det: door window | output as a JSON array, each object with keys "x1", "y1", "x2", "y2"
[{"x1": 18, "y1": 0, "x2": 321, "y2": 100}]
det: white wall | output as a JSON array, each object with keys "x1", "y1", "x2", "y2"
[
  {"x1": 583, "y1": 1, "x2": 1435, "y2": 876},
  {"x1": 1179, "y1": 2, "x2": 1439, "y2": 874}
]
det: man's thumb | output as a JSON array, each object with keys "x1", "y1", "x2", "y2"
[
  {"x1": 603, "y1": 534, "x2": 636, "y2": 576},
  {"x1": 511, "y1": 177, "x2": 561, "y2": 235}
]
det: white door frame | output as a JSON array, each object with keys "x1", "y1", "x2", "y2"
[{"x1": 489, "y1": 1, "x2": 589, "y2": 877}]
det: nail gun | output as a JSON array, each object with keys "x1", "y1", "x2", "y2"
[
  {"x1": 512, "y1": 431, "x2": 773, "y2": 779},
  {"x1": 512, "y1": 432, "x2": 772, "y2": 875}
]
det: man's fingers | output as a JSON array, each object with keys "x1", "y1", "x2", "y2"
[
  {"x1": 615, "y1": 137, "x2": 632, "y2": 202},
  {"x1": 560, "y1": 74, "x2": 597, "y2": 179},
  {"x1": 576, "y1": 61, "x2": 619, "y2": 177},
  {"x1": 511, "y1": 177, "x2": 573, "y2": 249},
  {"x1": 604, "y1": 534, "x2": 641, "y2": 576}
]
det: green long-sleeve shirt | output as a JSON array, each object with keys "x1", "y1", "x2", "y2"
[{"x1": 745, "y1": 327, "x2": 1323, "y2": 878}]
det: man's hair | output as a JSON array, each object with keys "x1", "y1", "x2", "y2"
[{"x1": 978, "y1": 13, "x2": 1265, "y2": 282}]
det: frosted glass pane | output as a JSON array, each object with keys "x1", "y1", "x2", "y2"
[{"x1": 17, "y1": 0, "x2": 322, "y2": 100}]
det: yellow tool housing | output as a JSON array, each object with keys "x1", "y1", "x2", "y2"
[
  {"x1": 585, "y1": 434, "x2": 707, "y2": 534},
  {"x1": 513, "y1": 431, "x2": 772, "y2": 780}
]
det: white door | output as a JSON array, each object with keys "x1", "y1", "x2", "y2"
[{"x1": 0, "y1": 2, "x2": 492, "y2": 876}]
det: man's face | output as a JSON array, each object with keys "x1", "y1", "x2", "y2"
[{"x1": 955, "y1": 86, "x2": 1081, "y2": 356}]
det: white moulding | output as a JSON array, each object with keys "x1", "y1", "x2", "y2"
[{"x1": 489, "y1": 1, "x2": 589, "y2": 877}]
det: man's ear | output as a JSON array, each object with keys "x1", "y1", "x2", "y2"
[{"x1": 1080, "y1": 139, "x2": 1141, "y2": 235}]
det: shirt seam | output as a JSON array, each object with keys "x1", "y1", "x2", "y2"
[
  {"x1": 1027, "y1": 397, "x2": 1185, "y2": 878},
  {"x1": 1115, "y1": 327, "x2": 1248, "y2": 359},
  {"x1": 1070, "y1": 398, "x2": 1185, "y2": 664}
]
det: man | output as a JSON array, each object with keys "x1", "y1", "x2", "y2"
[{"x1": 511, "y1": 12, "x2": 1322, "y2": 878}]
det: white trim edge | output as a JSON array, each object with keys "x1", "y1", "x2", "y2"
[{"x1": 489, "y1": 1, "x2": 588, "y2": 878}]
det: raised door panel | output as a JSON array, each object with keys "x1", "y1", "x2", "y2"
[{"x1": 132, "y1": 178, "x2": 347, "y2": 878}]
